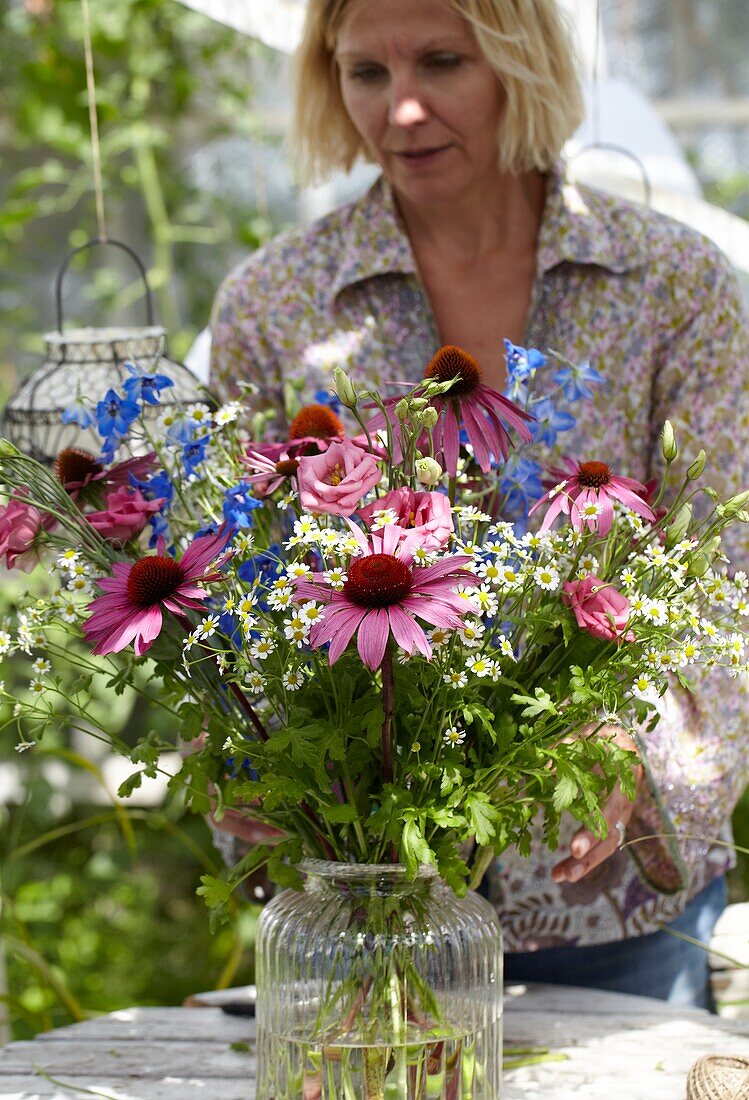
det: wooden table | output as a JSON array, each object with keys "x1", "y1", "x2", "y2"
[{"x1": 2, "y1": 983, "x2": 749, "y2": 1099}]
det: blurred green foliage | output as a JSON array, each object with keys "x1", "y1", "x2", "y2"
[{"x1": 0, "y1": 0, "x2": 282, "y2": 378}]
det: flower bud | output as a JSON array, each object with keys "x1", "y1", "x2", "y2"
[
  {"x1": 415, "y1": 457, "x2": 443, "y2": 487},
  {"x1": 665, "y1": 502, "x2": 692, "y2": 549},
  {"x1": 661, "y1": 420, "x2": 677, "y2": 462},
  {"x1": 0, "y1": 438, "x2": 21, "y2": 458},
  {"x1": 686, "y1": 450, "x2": 706, "y2": 481},
  {"x1": 722, "y1": 489, "x2": 749, "y2": 517},
  {"x1": 394, "y1": 398, "x2": 410, "y2": 421},
  {"x1": 419, "y1": 406, "x2": 439, "y2": 430},
  {"x1": 410, "y1": 397, "x2": 429, "y2": 412},
  {"x1": 332, "y1": 367, "x2": 357, "y2": 409}
]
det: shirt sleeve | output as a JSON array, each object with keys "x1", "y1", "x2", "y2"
[
  {"x1": 628, "y1": 239, "x2": 749, "y2": 895},
  {"x1": 208, "y1": 258, "x2": 287, "y2": 429}
]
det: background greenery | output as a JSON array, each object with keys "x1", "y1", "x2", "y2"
[{"x1": 1, "y1": 0, "x2": 748, "y2": 1042}]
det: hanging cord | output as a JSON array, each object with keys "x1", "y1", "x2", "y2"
[{"x1": 81, "y1": 0, "x2": 108, "y2": 240}]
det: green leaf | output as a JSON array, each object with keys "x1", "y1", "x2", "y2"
[
  {"x1": 117, "y1": 771, "x2": 144, "y2": 798},
  {"x1": 552, "y1": 772, "x2": 578, "y2": 813},
  {"x1": 464, "y1": 794, "x2": 503, "y2": 847},
  {"x1": 196, "y1": 875, "x2": 233, "y2": 909},
  {"x1": 322, "y1": 803, "x2": 359, "y2": 824},
  {"x1": 401, "y1": 817, "x2": 433, "y2": 875},
  {"x1": 510, "y1": 688, "x2": 558, "y2": 720}
]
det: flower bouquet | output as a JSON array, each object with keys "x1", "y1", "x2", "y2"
[{"x1": 1, "y1": 343, "x2": 748, "y2": 1099}]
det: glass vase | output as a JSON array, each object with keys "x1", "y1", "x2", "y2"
[{"x1": 256, "y1": 860, "x2": 503, "y2": 1099}]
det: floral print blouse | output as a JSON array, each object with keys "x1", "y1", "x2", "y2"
[{"x1": 210, "y1": 163, "x2": 749, "y2": 950}]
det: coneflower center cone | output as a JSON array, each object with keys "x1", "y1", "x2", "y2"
[
  {"x1": 288, "y1": 404, "x2": 344, "y2": 441},
  {"x1": 54, "y1": 447, "x2": 103, "y2": 486},
  {"x1": 126, "y1": 556, "x2": 185, "y2": 608},
  {"x1": 343, "y1": 554, "x2": 413, "y2": 608},
  {"x1": 274, "y1": 458, "x2": 299, "y2": 476},
  {"x1": 576, "y1": 461, "x2": 613, "y2": 489},
  {"x1": 424, "y1": 345, "x2": 482, "y2": 397}
]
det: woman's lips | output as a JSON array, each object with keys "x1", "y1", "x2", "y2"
[{"x1": 394, "y1": 145, "x2": 451, "y2": 166}]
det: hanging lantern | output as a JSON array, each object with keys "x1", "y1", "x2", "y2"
[{"x1": 1, "y1": 238, "x2": 209, "y2": 464}]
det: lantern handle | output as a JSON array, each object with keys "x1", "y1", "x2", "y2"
[{"x1": 55, "y1": 237, "x2": 155, "y2": 334}]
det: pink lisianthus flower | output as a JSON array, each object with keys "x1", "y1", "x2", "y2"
[
  {"x1": 83, "y1": 526, "x2": 232, "y2": 657},
  {"x1": 297, "y1": 440, "x2": 382, "y2": 517},
  {"x1": 358, "y1": 488, "x2": 453, "y2": 551},
  {"x1": 0, "y1": 493, "x2": 48, "y2": 571},
  {"x1": 530, "y1": 460, "x2": 655, "y2": 536},
  {"x1": 86, "y1": 487, "x2": 166, "y2": 543},
  {"x1": 242, "y1": 447, "x2": 299, "y2": 497},
  {"x1": 562, "y1": 575, "x2": 635, "y2": 644},
  {"x1": 293, "y1": 523, "x2": 479, "y2": 670}
]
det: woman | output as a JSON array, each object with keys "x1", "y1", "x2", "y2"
[{"x1": 210, "y1": 0, "x2": 749, "y2": 1008}]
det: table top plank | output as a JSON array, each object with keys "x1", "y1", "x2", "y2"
[{"x1": 2, "y1": 987, "x2": 749, "y2": 1100}]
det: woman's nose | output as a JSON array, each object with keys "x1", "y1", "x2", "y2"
[{"x1": 389, "y1": 87, "x2": 429, "y2": 127}]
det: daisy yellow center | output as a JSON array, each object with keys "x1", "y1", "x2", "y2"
[
  {"x1": 288, "y1": 404, "x2": 344, "y2": 441},
  {"x1": 274, "y1": 458, "x2": 299, "y2": 476},
  {"x1": 343, "y1": 554, "x2": 413, "y2": 608},
  {"x1": 576, "y1": 461, "x2": 612, "y2": 489},
  {"x1": 54, "y1": 447, "x2": 103, "y2": 486},
  {"x1": 126, "y1": 556, "x2": 185, "y2": 609},
  {"x1": 424, "y1": 345, "x2": 482, "y2": 397}
]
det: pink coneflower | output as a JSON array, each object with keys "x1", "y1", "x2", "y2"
[
  {"x1": 369, "y1": 346, "x2": 533, "y2": 477},
  {"x1": 242, "y1": 447, "x2": 299, "y2": 497},
  {"x1": 530, "y1": 460, "x2": 655, "y2": 536},
  {"x1": 293, "y1": 523, "x2": 479, "y2": 670},
  {"x1": 54, "y1": 448, "x2": 157, "y2": 498},
  {"x1": 83, "y1": 527, "x2": 231, "y2": 656}
]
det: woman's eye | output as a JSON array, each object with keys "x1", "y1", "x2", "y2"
[
  {"x1": 350, "y1": 65, "x2": 386, "y2": 83},
  {"x1": 426, "y1": 53, "x2": 462, "y2": 70}
]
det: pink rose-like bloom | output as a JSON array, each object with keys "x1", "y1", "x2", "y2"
[
  {"x1": 297, "y1": 440, "x2": 381, "y2": 516},
  {"x1": 563, "y1": 575, "x2": 635, "y2": 644},
  {"x1": 86, "y1": 487, "x2": 165, "y2": 543},
  {"x1": 0, "y1": 495, "x2": 45, "y2": 572},
  {"x1": 358, "y1": 488, "x2": 453, "y2": 550}
]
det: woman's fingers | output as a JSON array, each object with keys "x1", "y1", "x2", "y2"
[
  {"x1": 209, "y1": 808, "x2": 284, "y2": 845},
  {"x1": 550, "y1": 789, "x2": 632, "y2": 883}
]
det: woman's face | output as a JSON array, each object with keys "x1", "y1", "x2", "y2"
[{"x1": 336, "y1": 0, "x2": 506, "y2": 207}]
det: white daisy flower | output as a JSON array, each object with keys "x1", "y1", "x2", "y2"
[
  {"x1": 286, "y1": 563, "x2": 313, "y2": 581},
  {"x1": 466, "y1": 654, "x2": 491, "y2": 677},
  {"x1": 60, "y1": 603, "x2": 79, "y2": 624},
  {"x1": 323, "y1": 567, "x2": 347, "y2": 589},
  {"x1": 0, "y1": 630, "x2": 13, "y2": 655},
  {"x1": 497, "y1": 565, "x2": 521, "y2": 589},
  {"x1": 641, "y1": 599, "x2": 669, "y2": 626},
  {"x1": 237, "y1": 595, "x2": 257, "y2": 616},
  {"x1": 233, "y1": 531, "x2": 255, "y2": 554},
  {"x1": 56, "y1": 549, "x2": 80, "y2": 570},
  {"x1": 476, "y1": 557, "x2": 502, "y2": 584},
  {"x1": 214, "y1": 402, "x2": 241, "y2": 426},
  {"x1": 455, "y1": 506, "x2": 491, "y2": 524},
  {"x1": 458, "y1": 620, "x2": 485, "y2": 648},
  {"x1": 277, "y1": 492, "x2": 297, "y2": 510},
  {"x1": 298, "y1": 602, "x2": 323, "y2": 626},
  {"x1": 31, "y1": 658, "x2": 51, "y2": 678},
  {"x1": 15, "y1": 740, "x2": 36, "y2": 753},
  {"x1": 198, "y1": 615, "x2": 221, "y2": 638},
  {"x1": 250, "y1": 637, "x2": 275, "y2": 660},
  {"x1": 443, "y1": 670, "x2": 468, "y2": 688},
  {"x1": 619, "y1": 568, "x2": 637, "y2": 588},
  {"x1": 68, "y1": 575, "x2": 93, "y2": 595},
  {"x1": 443, "y1": 725, "x2": 466, "y2": 747},
  {"x1": 412, "y1": 546, "x2": 437, "y2": 567},
  {"x1": 632, "y1": 673, "x2": 653, "y2": 698},
  {"x1": 679, "y1": 638, "x2": 701, "y2": 665},
  {"x1": 282, "y1": 669, "x2": 306, "y2": 691},
  {"x1": 267, "y1": 586, "x2": 295, "y2": 611},
  {"x1": 245, "y1": 670, "x2": 267, "y2": 693},
  {"x1": 732, "y1": 571, "x2": 749, "y2": 592},
  {"x1": 337, "y1": 535, "x2": 362, "y2": 557},
  {"x1": 474, "y1": 588, "x2": 499, "y2": 617},
  {"x1": 183, "y1": 631, "x2": 200, "y2": 651},
  {"x1": 186, "y1": 403, "x2": 213, "y2": 425},
  {"x1": 428, "y1": 627, "x2": 452, "y2": 649},
  {"x1": 369, "y1": 508, "x2": 399, "y2": 529},
  {"x1": 533, "y1": 564, "x2": 560, "y2": 591},
  {"x1": 28, "y1": 679, "x2": 46, "y2": 695},
  {"x1": 495, "y1": 635, "x2": 516, "y2": 660}
]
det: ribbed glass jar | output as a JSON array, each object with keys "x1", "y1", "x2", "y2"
[{"x1": 256, "y1": 860, "x2": 503, "y2": 1099}]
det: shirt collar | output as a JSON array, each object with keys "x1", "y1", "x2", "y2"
[
  {"x1": 535, "y1": 161, "x2": 647, "y2": 275},
  {"x1": 330, "y1": 160, "x2": 645, "y2": 307},
  {"x1": 329, "y1": 177, "x2": 416, "y2": 307}
]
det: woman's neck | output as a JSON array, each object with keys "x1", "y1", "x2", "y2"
[{"x1": 394, "y1": 168, "x2": 547, "y2": 265}]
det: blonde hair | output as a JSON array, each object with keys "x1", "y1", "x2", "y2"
[{"x1": 291, "y1": 0, "x2": 585, "y2": 184}]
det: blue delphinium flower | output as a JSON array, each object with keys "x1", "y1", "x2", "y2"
[
  {"x1": 148, "y1": 512, "x2": 171, "y2": 549},
  {"x1": 528, "y1": 397, "x2": 576, "y2": 447},
  {"x1": 504, "y1": 340, "x2": 547, "y2": 404},
  {"x1": 182, "y1": 435, "x2": 210, "y2": 476},
  {"x1": 223, "y1": 484, "x2": 263, "y2": 530},
  {"x1": 314, "y1": 388, "x2": 343, "y2": 417},
  {"x1": 552, "y1": 358, "x2": 602, "y2": 402},
  {"x1": 129, "y1": 469, "x2": 175, "y2": 507},
  {"x1": 122, "y1": 361, "x2": 175, "y2": 405},
  {"x1": 237, "y1": 546, "x2": 284, "y2": 611},
  {"x1": 61, "y1": 395, "x2": 95, "y2": 429},
  {"x1": 96, "y1": 389, "x2": 140, "y2": 458},
  {"x1": 499, "y1": 456, "x2": 544, "y2": 521}
]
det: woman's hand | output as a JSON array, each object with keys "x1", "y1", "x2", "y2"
[
  {"x1": 551, "y1": 724, "x2": 644, "y2": 884},
  {"x1": 209, "y1": 806, "x2": 284, "y2": 846}
]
